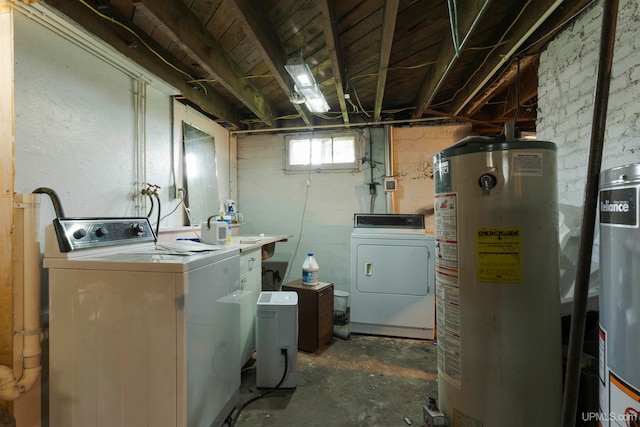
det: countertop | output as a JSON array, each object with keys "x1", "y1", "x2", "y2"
[
  {"x1": 157, "y1": 227, "x2": 291, "y2": 254},
  {"x1": 226, "y1": 234, "x2": 292, "y2": 253}
]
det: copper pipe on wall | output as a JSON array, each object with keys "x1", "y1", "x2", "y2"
[{"x1": 560, "y1": 0, "x2": 619, "y2": 425}]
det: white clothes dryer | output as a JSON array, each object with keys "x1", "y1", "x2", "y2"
[{"x1": 350, "y1": 214, "x2": 436, "y2": 339}]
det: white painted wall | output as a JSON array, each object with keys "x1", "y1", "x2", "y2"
[
  {"x1": 537, "y1": 0, "x2": 640, "y2": 207},
  {"x1": 9, "y1": 8, "x2": 232, "y2": 426},
  {"x1": 236, "y1": 125, "x2": 469, "y2": 293},
  {"x1": 12, "y1": 8, "x2": 231, "y2": 236},
  {"x1": 236, "y1": 128, "x2": 387, "y2": 294}
]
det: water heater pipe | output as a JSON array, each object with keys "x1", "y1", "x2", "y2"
[
  {"x1": 561, "y1": 1, "x2": 618, "y2": 425},
  {"x1": 0, "y1": 194, "x2": 42, "y2": 401}
]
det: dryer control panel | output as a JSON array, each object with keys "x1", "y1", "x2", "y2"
[{"x1": 353, "y1": 213, "x2": 425, "y2": 230}]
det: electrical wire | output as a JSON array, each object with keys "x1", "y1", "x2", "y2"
[
  {"x1": 435, "y1": 0, "x2": 596, "y2": 119},
  {"x1": 515, "y1": 0, "x2": 597, "y2": 57},
  {"x1": 282, "y1": 131, "x2": 315, "y2": 286},
  {"x1": 145, "y1": 193, "x2": 154, "y2": 218},
  {"x1": 181, "y1": 191, "x2": 201, "y2": 240},
  {"x1": 227, "y1": 348, "x2": 289, "y2": 427},
  {"x1": 350, "y1": 82, "x2": 370, "y2": 118},
  {"x1": 513, "y1": 56, "x2": 521, "y2": 126},
  {"x1": 154, "y1": 192, "x2": 161, "y2": 239},
  {"x1": 158, "y1": 191, "x2": 186, "y2": 222},
  {"x1": 77, "y1": 0, "x2": 208, "y2": 94},
  {"x1": 447, "y1": 0, "x2": 461, "y2": 57},
  {"x1": 430, "y1": 0, "x2": 534, "y2": 110}
]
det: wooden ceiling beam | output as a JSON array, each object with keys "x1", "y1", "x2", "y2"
[
  {"x1": 43, "y1": 0, "x2": 242, "y2": 128},
  {"x1": 463, "y1": 54, "x2": 538, "y2": 117},
  {"x1": 132, "y1": 0, "x2": 277, "y2": 127},
  {"x1": 228, "y1": 0, "x2": 312, "y2": 127},
  {"x1": 446, "y1": 0, "x2": 563, "y2": 116},
  {"x1": 317, "y1": 0, "x2": 349, "y2": 125},
  {"x1": 485, "y1": 62, "x2": 538, "y2": 121},
  {"x1": 374, "y1": 0, "x2": 399, "y2": 122},
  {"x1": 412, "y1": 0, "x2": 493, "y2": 119}
]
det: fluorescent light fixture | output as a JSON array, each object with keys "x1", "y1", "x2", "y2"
[
  {"x1": 305, "y1": 96, "x2": 330, "y2": 113},
  {"x1": 285, "y1": 57, "x2": 330, "y2": 113},
  {"x1": 285, "y1": 57, "x2": 315, "y2": 89}
]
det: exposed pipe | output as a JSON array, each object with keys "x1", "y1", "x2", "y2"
[
  {"x1": 141, "y1": 79, "x2": 148, "y2": 216},
  {"x1": 230, "y1": 116, "x2": 443, "y2": 136},
  {"x1": 561, "y1": 0, "x2": 619, "y2": 425},
  {"x1": 384, "y1": 125, "x2": 394, "y2": 213},
  {"x1": 0, "y1": 194, "x2": 42, "y2": 401}
]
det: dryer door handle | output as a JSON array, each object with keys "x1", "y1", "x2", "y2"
[{"x1": 364, "y1": 262, "x2": 373, "y2": 276}]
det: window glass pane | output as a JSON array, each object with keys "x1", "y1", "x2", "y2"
[
  {"x1": 333, "y1": 137, "x2": 356, "y2": 163},
  {"x1": 289, "y1": 139, "x2": 310, "y2": 165},
  {"x1": 311, "y1": 138, "x2": 332, "y2": 164},
  {"x1": 285, "y1": 133, "x2": 359, "y2": 172}
]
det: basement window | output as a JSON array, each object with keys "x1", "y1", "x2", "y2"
[{"x1": 285, "y1": 132, "x2": 360, "y2": 172}]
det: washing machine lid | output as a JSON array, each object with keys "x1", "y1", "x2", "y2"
[{"x1": 44, "y1": 244, "x2": 239, "y2": 272}]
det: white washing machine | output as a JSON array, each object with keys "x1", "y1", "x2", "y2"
[
  {"x1": 350, "y1": 214, "x2": 435, "y2": 339},
  {"x1": 43, "y1": 217, "x2": 241, "y2": 427}
]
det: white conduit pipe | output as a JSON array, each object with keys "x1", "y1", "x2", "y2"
[{"x1": 0, "y1": 194, "x2": 42, "y2": 401}]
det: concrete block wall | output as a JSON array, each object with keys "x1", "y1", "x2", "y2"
[{"x1": 537, "y1": 0, "x2": 640, "y2": 207}]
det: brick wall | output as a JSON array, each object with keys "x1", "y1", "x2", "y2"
[
  {"x1": 393, "y1": 124, "x2": 471, "y2": 233},
  {"x1": 537, "y1": 0, "x2": 640, "y2": 206}
]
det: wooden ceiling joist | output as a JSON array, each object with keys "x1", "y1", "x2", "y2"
[
  {"x1": 412, "y1": 0, "x2": 493, "y2": 119},
  {"x1": 229, "y1": 0, "x2": 313, "y2": 127},
  {"x1": 132, "y1": 0, "x2": 277, "y2": 127},
  {"x1": 44, "y1": 0, "x2": 242, "y2": 128},
  {"x1": 445, "y1": 0, "x2": 563, "y2": 116},
  {"x1": 373, "y1": 0, "x2": 399, "y2": 122},
  {"x1": 317, "y1": 0, "x2": 350, "y2": 125},
  {"x1": 464, "y1": 54, "x2": 538, "y2": 117}
]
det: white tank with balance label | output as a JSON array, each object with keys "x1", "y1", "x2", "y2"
[
  {"x1": 599, "y1": 163, "x2": 640, "y2": 425},
  {"x1": 433, "y1": 136, "x2": 562, "y2": 426}
]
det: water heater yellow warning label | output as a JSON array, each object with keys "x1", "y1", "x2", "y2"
[{"x1": 476, "y1": 227, "x2": 523, "y2": 283}]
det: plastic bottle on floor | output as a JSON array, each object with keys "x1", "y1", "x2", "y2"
[{"x1": 302, "y1": 253, "x2": 319, "y2": 285}]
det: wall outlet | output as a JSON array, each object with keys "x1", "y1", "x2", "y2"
[{"x1": 168, "y1": 185, "x2": 177, "y2": 200}]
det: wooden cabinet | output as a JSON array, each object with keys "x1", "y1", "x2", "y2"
[{"x1": 282, "y1": 280, "x2": 334, "y2": 352}]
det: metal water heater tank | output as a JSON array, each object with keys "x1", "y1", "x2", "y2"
[
  {"x1": 433, "y1": 136, "x2": 562, "y2": 426},
  {"x1": 599, "y1": 163, "x2": 640, "y2": 424}
]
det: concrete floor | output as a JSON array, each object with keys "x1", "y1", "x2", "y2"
[{"x1": 232, "y1": 325, "x2": 438, "y2": 427}]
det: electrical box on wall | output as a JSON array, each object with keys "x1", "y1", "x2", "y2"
[{"x1": 384, "y1": 178, "x2": 397, "y2": 192}]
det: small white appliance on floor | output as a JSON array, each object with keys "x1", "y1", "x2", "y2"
[
  {"x1": 44, "y1": 217, "x2": 241, "y2": 427},
  {"x1": 350, "y1": 213, "x2": 436, "y2": 339},
  {"x1": 256, "y1": 291, "x2": 298, "y2": 388}
]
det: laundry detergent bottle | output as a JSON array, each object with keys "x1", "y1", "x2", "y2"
[{"x1": 302, "y1": 253, "x2": 319, "y2": 285}]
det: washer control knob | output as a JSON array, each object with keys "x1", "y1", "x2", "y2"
[
  {"x1": 73, "y1": 228, "x2": 87, "y2": 239},
  {"x1": 132, "y1": 223, "x2": 146, "y2": 236},
  {"x1": 95, "y1": 227, "x2": 109, "y2": 237}
]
